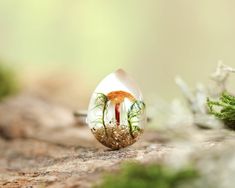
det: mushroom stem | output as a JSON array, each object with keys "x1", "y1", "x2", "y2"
[{"x1": 115, "y1": 103, "x2": 120, "y2": 126}]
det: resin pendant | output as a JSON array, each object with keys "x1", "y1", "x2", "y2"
[{"x1": 87, "y1": 69, "x2": 146, "y2": 150}]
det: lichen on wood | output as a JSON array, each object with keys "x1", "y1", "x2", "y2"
[{"x1": 176, "y1": 62, "x2": 235, "y2": 129}]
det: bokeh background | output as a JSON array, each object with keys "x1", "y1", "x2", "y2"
[{"x1": 1, "y1": 0, "x2": 235, "y2": 109}]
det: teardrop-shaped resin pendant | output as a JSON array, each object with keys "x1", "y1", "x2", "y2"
[{"x1": 87, "y1": 69, "x2": 146, "y2": 150}]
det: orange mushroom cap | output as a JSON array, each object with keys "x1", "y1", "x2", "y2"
[{"x1": 107, "y1": 90, "x2": 135, "y2": 104}]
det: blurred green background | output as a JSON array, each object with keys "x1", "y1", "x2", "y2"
[{"x1": 1, "y1": 0, "x2": 235, "y2": 108}]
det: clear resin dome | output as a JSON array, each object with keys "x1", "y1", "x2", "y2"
[{"x1": 87, "y1": 69, "x2": 146, "y2": 150}]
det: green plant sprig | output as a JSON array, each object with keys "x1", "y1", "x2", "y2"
[
  {"x1": 93, "y1": 93, "x2": 108, "y2": 135},
  {"x1": 207, "y1": 92, "x2": 235, "y2": 129},
  {"x1": 127, "y1": 101, "x2": 145, "y2": 137}
]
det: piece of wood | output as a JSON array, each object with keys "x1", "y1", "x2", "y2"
[{"x1": 1, "y1": 94, "x2": 235, "y2": 187}]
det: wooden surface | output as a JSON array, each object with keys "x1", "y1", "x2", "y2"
[{"x1": 0, "y1": 94, "x2": 235, "y2": 188}]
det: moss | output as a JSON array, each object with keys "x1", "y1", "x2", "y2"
[
  {"x1": 0, "y1": 63, "x2": 19, "y2": 100},
  {"x1": 127, "y1": 100, "x2": 145, "y2": 137},
  {"x1": 95, "y1": 162, "x2": 199, "y2": 188},
  {"x1": 207, "y1": 92, "x2": 235, "y2": 129}
]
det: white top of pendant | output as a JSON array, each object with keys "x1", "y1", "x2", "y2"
[{"x1": 94, "y1": 69, "x2": 143, "y2": 100}]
